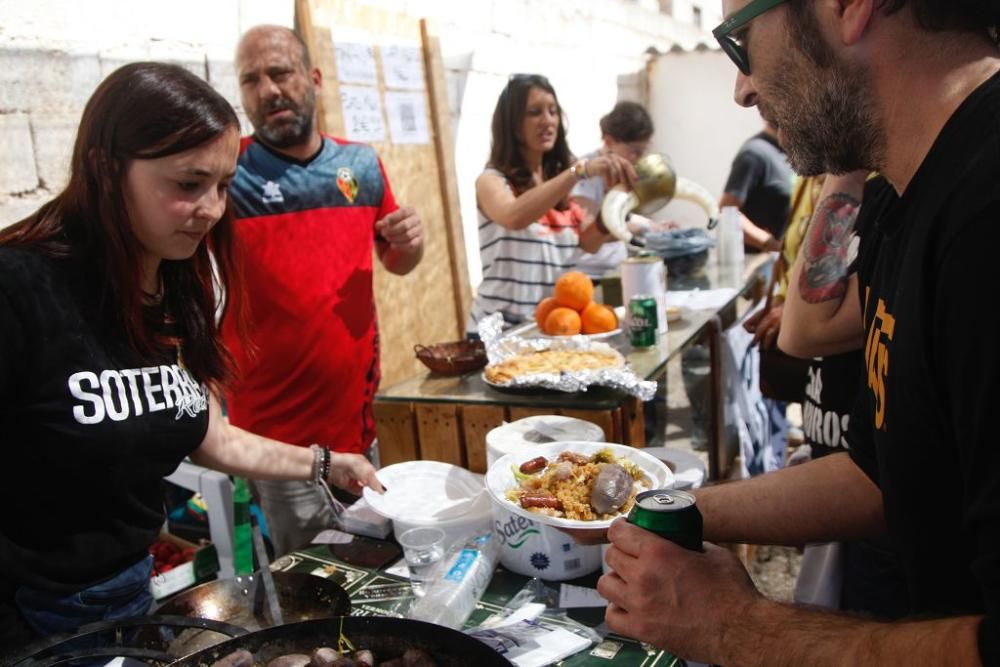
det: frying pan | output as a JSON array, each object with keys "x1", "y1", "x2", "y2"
[
  {"x1": 170, "y1": 617, "x2": 513, "y2": 666},
  {"x1": 7, "y1": 574, "x2": 352, "y2": 666},
  {"x1": 155, "y1": 571, "x2": 351, "y2": 625},
  {"x1": 152, "y1": 571, "x2": 351, "y2": 655},
  {"x1": 7, "y1": 615, "x2": 248, "y2": 667}
]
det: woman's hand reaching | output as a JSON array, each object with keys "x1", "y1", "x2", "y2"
[
  {"x1": 328, "y1": 452, "x2": 385, "y2": 495},
  {"x1": 586, "y1": 153, "x2": 637, "y2": 190}
]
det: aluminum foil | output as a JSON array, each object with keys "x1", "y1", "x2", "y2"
[{"x1": 478, "y1": 313, "x2": 656, "y2": 400}]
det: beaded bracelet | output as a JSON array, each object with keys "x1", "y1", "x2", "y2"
[{"x1": 310, "y1": 444, "x2": 331, "y2": 485}]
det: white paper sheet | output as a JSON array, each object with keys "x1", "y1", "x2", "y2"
[
  {"x1": 467, "y1": 620, "x2": 592, "y2": 667},
  {"x1": 558, "y1": 583, "x2": 608, "y2": 608},
  {"x1": 665, "y1": 287, "x2": 738, "y2": 311},
  {"x1": 384, "y1": 91, "x2": 429, "y2": 145},
  {"x1": 335, "y1": 41, "x2": 378, "y2": 85},
  {"x1": 340, "y1": 85, "x2": 385, "y2": 142},
  {"x1": 381, "y1": 44, "x2": 425, "y2": 90},
  {"x1": 311, "y1": 529, "x2": 354, "y2": 545}
]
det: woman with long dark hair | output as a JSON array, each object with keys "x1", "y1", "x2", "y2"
[
  {"x1": 0, "y1": 62, "x2": 381, "y2": 652},
  {"x1": 467, "y1": 74, "x2": 634, "y2": 332}
]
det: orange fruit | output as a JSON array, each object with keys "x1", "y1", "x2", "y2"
[
  {"x1": 544, "y1": 307, "x2": 582, "y2": 335},
  {"x1": 535, "y1": 297, "x2": 559, "y2": 329},
  {"x1": 581, "y1": 303, "x2": 618, "y2": 334},
  {"x1": 553, "y1": 271, "x2": 594, "y2": 311}
]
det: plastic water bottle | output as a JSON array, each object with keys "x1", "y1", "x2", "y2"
[
  {"x1": 408, "y1": 532, "x2": 499, "y2": 629},
  {"x1": 232, "y1": 477, "x2": 254, "y2": 575},
  {"x1": 717, "y1": 206, "x2": 745, "y2": 266}
]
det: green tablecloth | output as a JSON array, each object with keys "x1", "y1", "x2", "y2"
[{"x1": 270, "y1": 536, "x2": 683, "y2": 667}]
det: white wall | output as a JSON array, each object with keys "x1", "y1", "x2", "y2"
[
  {"x1": 0, "y1": 0, "x2": 730, "y2": 286},
  {"x1": 647, "y1": 48, "x2": 766, "y2": 227}
]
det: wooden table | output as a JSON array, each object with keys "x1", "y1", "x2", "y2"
[{"x1": 375, "y1": 254, "x2": 771, "y2": 480}]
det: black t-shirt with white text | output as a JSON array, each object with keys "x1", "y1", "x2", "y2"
[
  {"x1": 0, "y1": 247, "x2": 208, "y2": 592},
  {"x1": 802, "y1": 352, "x2": 861, "y2": 458},
  {"x1": 850, "y1": 72, "x2": 1000, "y2": 664}
]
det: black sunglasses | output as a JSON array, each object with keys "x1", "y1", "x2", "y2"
[{"x1": 712, "y1": 0, "x2": 790, "y2": 75}]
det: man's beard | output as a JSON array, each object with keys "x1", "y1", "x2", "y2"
[
  {"x1": 762, "y1": 7, "x2": 885, "y2": 176},
  {"x1": 256, "y1": 91, "x2": 316, "y2": 148}
]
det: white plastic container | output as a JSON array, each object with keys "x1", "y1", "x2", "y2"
[
  {"x1": 362, "y1": 461, "x2": 493, "y2": 549},
  {"x1": 409, "y1": 532, "x2": 500, "y2": 629},
  {"x1": 486, "y1": 416, "x2": 606, "y2": 467},
  {"x1": 493, "y1": 510, "x2": 603, "y2": 580},
  {"x1": 486, "y1": 417, "x2": 605, "y2": 580}
]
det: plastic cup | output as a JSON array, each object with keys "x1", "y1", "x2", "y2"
[{"x1": 397, "y1": 526, "x2": 446, "y2": 597}]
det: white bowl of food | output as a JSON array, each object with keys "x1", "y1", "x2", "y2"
[{"x1": 485, "y1": 441, "x2": 673, "y2": 531}]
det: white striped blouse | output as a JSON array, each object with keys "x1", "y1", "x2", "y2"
[{"x1": 468, "y1": 169, "x2": 584, "y2": 333}]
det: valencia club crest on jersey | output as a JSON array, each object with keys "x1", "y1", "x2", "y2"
[{"x1": 336, "y1": 167, "x2": 359, "y2": 203}]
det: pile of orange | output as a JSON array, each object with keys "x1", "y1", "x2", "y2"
[{"x1": 535, "y1": 271, "x2": 618, "y2": 336}]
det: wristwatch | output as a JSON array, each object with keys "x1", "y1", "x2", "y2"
[{"x1": 572, "y1": 159, "x2": 589, "y2": 180}]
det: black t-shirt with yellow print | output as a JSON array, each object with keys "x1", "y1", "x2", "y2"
[
  {"x1": 850, "y1": 71, "x2": 1000, "y2": 663},
  {"x1": 0, "y1": 247, "x2": 208, "y2": 593}
]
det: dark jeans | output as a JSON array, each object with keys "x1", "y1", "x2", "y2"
[
  {"x1": 4, "y1": 556, "x2": 154, "y2": 661},
  {"x1": 0, "y1": 580, "x2": 35, "y2": 659}
]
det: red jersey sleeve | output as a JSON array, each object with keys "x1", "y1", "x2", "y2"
[{"x1": 375, "y1": 157, "x2": 399, "y2": 228}]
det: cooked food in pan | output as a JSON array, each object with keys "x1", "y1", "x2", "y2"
[
  {"x1": 484, "y1": 348, "x2": 623, "y2": 384},
  {"x1": 211, "y1": 642, "x2": 436, "y2": 667}
]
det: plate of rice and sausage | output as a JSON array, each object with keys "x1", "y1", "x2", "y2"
[{"x1": 485, "y1": 441, "x2": 674, "y2": 530}]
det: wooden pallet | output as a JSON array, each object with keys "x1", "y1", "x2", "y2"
[{"x1": 373, "y1": 397, "x2": 644, "y2": 473}]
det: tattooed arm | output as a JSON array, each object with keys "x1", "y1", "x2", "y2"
[{"x1": 778, "y1": 171, "x2": 868, "y2": 358}]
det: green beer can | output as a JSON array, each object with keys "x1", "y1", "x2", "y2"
[
  {"x1": 627, "y1": 489, "x2": 703, "y2": 551},
  {"x1": 628, "y1": 295, "x2": 658, "y2": 348}
]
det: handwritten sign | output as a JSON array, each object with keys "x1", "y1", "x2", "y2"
[
  {"x1": 381, "y1": 44, "x2": 425, "y2": 90},
  {"x1": 340, "y1": 85, "x2": 385, "y2": 142},
  {"x1": 335, "y1": 42, "x2": 378, "y2": 85}
]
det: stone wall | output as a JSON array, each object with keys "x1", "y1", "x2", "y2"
[{"x1": 0, "y1": 0, "x2": 292, "y2": 225}]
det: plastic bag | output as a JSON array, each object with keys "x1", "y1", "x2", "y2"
[
  {"x1": 474, "y1": 578, "x2": 601, "y2": 644},
  {"x1": 466, "y1": 578, "x2": 601, "y2": 666},
  {"x1": 644, "y1": 228, "x2": 715, "y2": 259}
]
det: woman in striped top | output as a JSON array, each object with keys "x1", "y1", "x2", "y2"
[{"x1": 467, "y1": 74, "x2": 634, "y2": 333}]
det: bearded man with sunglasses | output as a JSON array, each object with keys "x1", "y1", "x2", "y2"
[{"x1": 596, "y1": 2, "x2": 1000, "y2": 664}]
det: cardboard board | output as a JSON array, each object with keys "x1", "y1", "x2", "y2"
[{"x1": 296, "y1": 0, "x2": 471, "y2": 388}]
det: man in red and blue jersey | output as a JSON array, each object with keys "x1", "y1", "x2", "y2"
[{"x1": 225, "y1": 25, "x2": 424, "y2": 555}]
